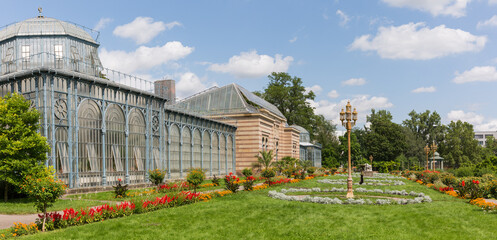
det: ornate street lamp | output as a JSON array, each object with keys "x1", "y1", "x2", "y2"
[
  {"x1": 431, "y1": 141, "x2": 437, "y2": 170},
  {"x1": 424, "y1": 144, "x2": 430, "y2": 170},
  {"x1": 340, "y1": 101, "x2": 357, "y2": 198},
  {"x1": 369, "y1": 155, "x2": 373, "y2": 166}
]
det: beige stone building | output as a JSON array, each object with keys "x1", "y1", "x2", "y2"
[{"x1": 171, "y1": 83, "x2": 300, "y2": 173}]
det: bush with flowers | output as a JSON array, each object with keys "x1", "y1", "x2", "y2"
[
  {"x1": 7, "y1": 222, "x2": 39, "y2": 238},
  {"x1": 243, "y1": 176, "x2": 256, "y2": 191},
  {"x1": 148, "y1": 169, "x2": 166, "y2": 191},
  {"x1": 224, "y1": 172, "x2": 240, "y2": 193},
  {"x1": 20, "y1": 166, "x2": 66, "y2": 232},
  {"x1": 113, "y1": 178, "x2": 128, "y2": 198},
  {"x1": 470, "y1": 198, "x2": 497, "y2": 212},
  {"x1": 187, "y1": 168, "x2": 205, "y2": 193},
  {"x1": 454, "y1": 179, "x2": 484, "y2": 199}
]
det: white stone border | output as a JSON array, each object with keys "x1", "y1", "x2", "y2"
[
  {"x1": 317, "y1": 179, "x2": 405, "y2": 186},
  {"x1": 335, "y1": 173, "x2": 404, "y2": 179},
  {"x1": 268, "y1": 187, "x2": 432, "y2": 205}
]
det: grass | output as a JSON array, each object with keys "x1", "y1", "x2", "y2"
[
  {"x1": 0, "y1": 198, "x2": 105, "y2": 214},
  {"x1": 16, "y1": 174, "x2": 497, "y2": 239}
]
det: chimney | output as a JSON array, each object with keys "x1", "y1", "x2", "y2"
[{"x1": 154, "y1": 79, "x2": 176, "y2": 104}]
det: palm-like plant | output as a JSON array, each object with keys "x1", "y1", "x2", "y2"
[{"x1": 256, "y1": 150, "x2": 274, "y2": 170}]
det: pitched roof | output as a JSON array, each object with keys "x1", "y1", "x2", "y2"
[{"x1": 171, "y1": 83, "x2": 286, "y2": 119}]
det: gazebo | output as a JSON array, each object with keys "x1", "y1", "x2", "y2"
[{"x1": 431, "y1": 152, "x2": 444, "y2": 170}]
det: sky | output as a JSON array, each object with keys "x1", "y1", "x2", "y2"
[{"x1": 2, "y1": 0, "x2": 497, "y2": 131}]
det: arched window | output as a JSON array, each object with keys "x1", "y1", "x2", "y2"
[
  {"x1": 220, "y1": 134, "x2": 226, "y2": 174},
  {"x1": 227, "y1": 135, "x2": 233, "y2": 174},
  {"x1": 128, "y1": 108, "x2": 146, "y2": 183},
  {"x1": 202, "y1": 132, "x2": 211, "y2": 175},
  {"x1": 212, "y1": 133, "x2": 219, "y2": 174},
  {"x1": 105, "y1": 104, "x2": 125, "y2": 186},
  {"x1": 182, "y1": 127, "x2": 191, "y2": 172},
  {"x1": 193, "y1": 129, "x2": 202, "y2": 168},
  {"x1": 78, "y1": 99, "x2": 102, "y2": 187},
  {"x1": 170, "y1": 124, "x2": 180, "y2": 178}
]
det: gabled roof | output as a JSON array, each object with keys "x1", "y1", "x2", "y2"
[{"x1": 171, "y1": 83, "x2": 286, "y2": 119}]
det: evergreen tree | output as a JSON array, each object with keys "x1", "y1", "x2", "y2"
[{"x1": 0, "y1": 93, "x2": 49, "y2": 202}]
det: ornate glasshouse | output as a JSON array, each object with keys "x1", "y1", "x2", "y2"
[{"x1": 0, "y1": 13, "x2": 236, "y2": 188}]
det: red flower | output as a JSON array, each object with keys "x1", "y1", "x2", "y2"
[
  {"x1": 118, "y1": 178, "x2": 122, "y2": 182},
  {"x1": 462, "y1": 181, "x2": 465, "y2": 187},
  {"x1": 476, "y1": 180, "x2": 480, "y2": 184}
]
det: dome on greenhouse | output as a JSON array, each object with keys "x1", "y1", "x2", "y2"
[
  {"x1": 0, "y1": 16, "x2": 97, "y2": 44},
  {"x1": 291, "y1": 125, "x2": 309, "y2": 134}
]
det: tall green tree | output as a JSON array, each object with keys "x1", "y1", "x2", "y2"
[
  {"x1": 259, "y1": 72, "x2": 316, "y2": 135},
  {"x1": 439, "y1": 120, "x2": 480, "y2": 168},
  {"x1": 363, "y1": 109, "x2": 406, "y2": 162},
  {"x1": 0, "y1": 93, "x2": 49, "y2": 202},
  {"x1": 338, "y1": 132, "x2": 362, "y2": 167},
  {"x1": 403, "y1": 110, "x2": 445, "y2": 145}
]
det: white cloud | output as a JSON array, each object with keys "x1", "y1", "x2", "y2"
[
  {"x1": 447, "y1": 110, "x2": 484, "y2": 124},
  {"x1": 453, "y1": 66, "x2": 497, "y2": 84},
  {"x1": 349, "y1": 22, "x2": 487, "y2": 60},
  {"x1": 490, "y1": 0, "x2": 497, "y2": 5},
  {"x1": 327, "y1": 90, "x2": 339, "y2": 98},
  {"x1": 208, "y1": 50, "x2": 293, "y2": 78},
  {"x1": 176, "y1": 72, "x2": 216, "y2": 99},
  {"x1": 342, "y1": 78, "x2": 366, "y2": 86},
  {"x1": 305, "y1": 85, "x2": 322, "y2": 95},
  {"x1": 336, "y1": 10, "x2": 350, "y2": 27},
  {"x1": 99, "y1": 41, "x2": 194, "y2": 74},
  {"x1": 113, "y1": 17, "x2": 181, "y2": 44},
  {"x1": 477, "y1": 15, "x2": 497, "y2": 28},
  {"x1": 94, "y1": 18, "x2": 113, "y2": 31},
  {"x1": 309, "y1": 95, "x2": 393, "y2": 124},
  {"x1": 412, "y1": 86, "x2": 436, "y2": 93},
  {"x1": 289, "y1": 37, "x2": 298, "y2": 43},
  {"x1": 381, "y1": 0, "x2": 471, "y2": 18},
  {"x1": 475, "y1": 120, "x2": 497, "y2": 131}
]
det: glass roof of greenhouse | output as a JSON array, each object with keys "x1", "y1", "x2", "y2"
[{"x1": 171, "y1": 83, "x2": 286, "y2": 119}]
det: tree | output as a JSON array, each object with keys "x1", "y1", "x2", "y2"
[
  {"x1": 21, "y1": 167, "x2": 66, "y2": 231},
  {"x1": 338, "y1": 132, "x2": 362, "y2": 167},
  {"x1": 0, "y1": 93, "x2": 49, "y2": 202},
  {"x1": 259, "y1": 72, "x2": 316, "y2": 136},
  {"x1": 256, "y1": 150, "x2": 274, "y2": 170},
  {"x1": 401, "y1": 126, "x2": 425, "y2": 163},
  {"x1": 363, "y1": 109, "x2": 406, "y2": 162},
  {"x1": 439, "y1": 120, "x2": 480, "y2": 168},
  {"x1": 403, "y1": 110, "x2": 444, "y2": 145}
]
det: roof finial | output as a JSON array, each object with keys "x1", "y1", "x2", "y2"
[{"x1": 38, "y1": 7, "x2": 43, "y2": 18}]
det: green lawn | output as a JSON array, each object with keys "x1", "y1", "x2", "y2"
[
  {"x1": 17, "y1": 175, "x2": 497, "y2": 239},
  {"x1": 0, "y1": 198, "x2": 105, "y2": 215}
]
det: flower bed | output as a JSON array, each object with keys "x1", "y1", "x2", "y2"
[
  {"x1": 335, "y1": 173, "x2": 404, "y2": 179},
  {"x1": 268, "y1": 187, "x2": 432, "y2": 205},
  {"x1": 317, "y1": 179, "x2": 405, "y2": 186}
]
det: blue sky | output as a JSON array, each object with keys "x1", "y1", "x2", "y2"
[{"x1": 2, "y1": 0, "x2": 497, "y2": 131}]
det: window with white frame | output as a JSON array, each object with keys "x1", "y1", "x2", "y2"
[
  {"x1": 55, "y1": 44, "x2": 63, "y2": 59},
  {"x1": 21, "y1": 45, "x2": 30, "y2": 61}
]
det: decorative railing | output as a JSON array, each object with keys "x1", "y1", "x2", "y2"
[{"x1": 0, "y1": 52, "x2": 155, "y2": 93}]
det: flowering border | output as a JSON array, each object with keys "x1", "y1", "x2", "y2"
[{"x1": 268, "y1": 187, "x2": 432, "y2": 205}]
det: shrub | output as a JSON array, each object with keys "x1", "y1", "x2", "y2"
[
  {"x1": 20, "y1": 167, "x2": 66, "y2": 232},
  {"x1": 113, "y1": 178, "x2": 128, "y2": 199},
  {"x1": 425, "y1": 173, "x2": 440, "y2": 184},
  {"x1": 455, "y1": 167, "x2": 474, "y2": 177},
  {"x1": 440, "y1": 173, "x2": 457, "y2": 187},
  {"x1": 211, "y1": 175, "x2": 220, "y2": 186},
  {"x1": 224, "y1": 173, "x2": 240, "y2": 193},
  {"x1": 474, "y1": 167, "x2": 495, "y2": 177},
  {"x1": 282, "y1": 167, "x2": 297, "y2": 178},
  {"x1": 330, "y1": 168, "x2": 338, "y2": 174},
  {"x1": 261, "y1": 168, "x2": 276, "y2": 181},
  {"x1": 455, "y1": 178, "x2": 484, "y2": 199},
  {"x1": 242, "y1": 168, "x2": 253, "y2": 178},
  {"x1": 488, "y1": 180, "x2": 497, "y2": 199},
  {"x1": 187, "y1": 168, "x2": 205, "y2": 193},
  {"x1": 148, "y1": 169, "x2": 166, "y2": 191},
  {"x1": 307, "y1": 167, "x2": 316, "y2": 175},
  {"x1": 243, "y1": 176, "x2": 256, "y2": 191}
]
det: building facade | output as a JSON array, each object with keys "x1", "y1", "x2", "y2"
[
  {"x1": 474, "y1": 131, "x2": 497, "y2": 146},
  {"x1": 292, "y1": 125, "x2": 322, "y2": 167},
  {"x1": 0, "y1": 15, "x2": 236, "y2": 188},
  {"x1": 171, "y1": 83, "x2": 301, "y2": 173}
]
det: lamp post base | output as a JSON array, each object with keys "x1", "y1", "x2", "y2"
[{"x1": 346, "y1": 178, "x2": 354, "y2": 198}]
